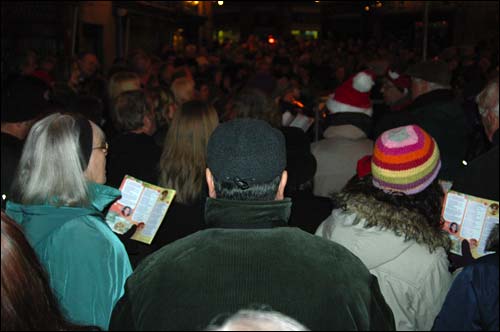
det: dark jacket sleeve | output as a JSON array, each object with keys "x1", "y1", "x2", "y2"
[
  {"x1": 432, "y1": 254, "x2": 499, "y2": 331},
  {"x1": 109, "y1": 293, "x2": 136, "y2": 331},
  {"x1": 370, "y1": 275, "x2": 396, "y2": 331}
]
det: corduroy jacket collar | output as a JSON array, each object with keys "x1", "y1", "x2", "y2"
[{"x1": 204, "y1": 197, "x2": 292, "y2": 230}]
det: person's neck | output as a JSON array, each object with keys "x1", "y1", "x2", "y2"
[
  {"x1": 1, "y1": 124, "x2": 25, "y2": 140},
  {"x1": 130, "y1": 127, "x2": 150, "y2": 136}
]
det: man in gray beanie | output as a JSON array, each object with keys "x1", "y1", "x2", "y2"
[{"x1": 110, "y1": 119, "x2": 395, "y2": 331}]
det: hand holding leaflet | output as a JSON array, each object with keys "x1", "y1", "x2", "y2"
[
  {"x1": 105, "y1": 175, "x2": 176, "y2": 245},
  {"x1": 441, "y1": 190, "x2": 499, "y2": 258}
]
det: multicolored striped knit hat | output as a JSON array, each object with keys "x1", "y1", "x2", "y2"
[{"x1": 372, "y1": 125, "x2": 441, "y2": 195}]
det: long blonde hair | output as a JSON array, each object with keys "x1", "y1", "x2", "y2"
[{"x1": 159, "y1": 100, "x2": 219, "y2": 204}]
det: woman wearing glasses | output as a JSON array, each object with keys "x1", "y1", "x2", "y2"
[{"x1": 5, "y1": 112, "x2": 132, "y2": 330}]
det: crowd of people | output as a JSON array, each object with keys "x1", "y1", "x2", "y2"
[{"x1": 1, "y1": 33, "x2": 499, "y2": 331}]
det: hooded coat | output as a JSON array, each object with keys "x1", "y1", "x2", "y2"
[
  {"x1": 6, "y1": 183, "x2": 133, "y2": 330},
  {"x1": 316, "y1": 192, "x2": 453, "y2": 331}
]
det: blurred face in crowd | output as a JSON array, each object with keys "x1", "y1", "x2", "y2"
[
  {"x1": 411, "y1": 77, "x2": 428, "y2": 100},
  {"x1": 41, "y1": 57, "x2": 56, "y2": 73},
  {"x1": 79, "y1": 54, "x2": 99, "y2": 78},
  {"x1": 477, "y1": 79, "x2": 499, "y2": 142},
  {"x1": 22, "y1": 51, "x2": 38, "y2": 76},
  {"x1": 381, "y1": 79, "x2": 406, "y2": 107},
  {"x1": 85, "y1": 121, "x2": 107, "y2": 184},
  {"x1": 133, "y1": 53, "x2": 151, "y2": 75},
  {"x1": 161, "y1": 64, "x2": 176, "y2": 83},
  {"x1": 336, "y1": 67, "x2": 345, "y2": 83},
  {"x1": 198, "y1": 84, "x2": 210, "y2": 102}
]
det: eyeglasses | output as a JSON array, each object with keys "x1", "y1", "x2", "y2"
[{"x1": 92, "y1": 142, "x2": 109, "y2": 154}]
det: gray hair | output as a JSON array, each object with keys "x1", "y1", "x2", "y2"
[
  {"x1": 111, "y1": 90, "x2": 149, "y2": 132},
  {"x1": 413, "y1": 77, "x2": 450, "y2": 92},
  {"x1": 427, "y1": 81, "x2": 450, "y2": 91},
  {"x1": 11, "y1": 113, "x2": 95, "y2": 207},
  {"x1": 207, "y1": 310, "x2": 310, "y2": 331},
  {"x1": 476, "y1": 77, "x2": 499, "y2": 118}
]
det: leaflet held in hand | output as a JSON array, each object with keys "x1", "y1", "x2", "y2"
[
  {"x1": 105, "y1": 175, "x2": 176, "y2": 245},
  {"x1": 441, "y1": 190, "x2": 499, "y2": 258}
]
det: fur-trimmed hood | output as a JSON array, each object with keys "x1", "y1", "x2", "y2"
[{"x1": 336, "y1": 191, "x2": 451, "y2": 253}]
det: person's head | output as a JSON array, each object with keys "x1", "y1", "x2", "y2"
[
  {"x1": 171, "y1": 77, "x2": 195, "y2": 107},
  {"x1": 195, "y1": 78, "x2": 211, "y2": 102},
  {"x1": 476, "y1": 76, "x2": 499, "y2": 142},
  {"x1": 160, "y1": 190, "x2": 169, "y2": 201},
  {"x1": 159, "y1": 62, "x2": 176, "y2": 85},
  {"x1": 450, "y1": 222, "x2": 458, "y2": 233},
  {"x1": 112, "y1": 90, "x2": 156, "y2": 136},
  {"x1": 206, "y1": 119, "x2": 288, "y2": 201},
  {"x1": 77, "y1": 52, "x2": 99, "y2": 78},
  {"x1": 121, "y1": 206, "x2": 132, "y2": 217},
  {"x1": 207, "y1": 309, "x2": 309, "y2": 331},
  {"x1": 130, "y1": 49, "x2": 151, "y2": 76},
  {"x1": 406, "y1": 60, "x2": 451, "y2": 100},
  {"x1": 40, "y1": 55, "x2": 56, "y2": 73},
  {"x1": 108, "y1": 71, "x2": 141, "y2": 100},
  {"x1": 339, "y1": 125, "x2": 445, "y2": 248},
  {"x1": 159, "y1": 100, "x2": 219, "y2": 204},
  {"x1": 372, "y1": 125, "x2": 441, "y2": 195},
  {"x1": 16, "y1": 49, "x2": 38, "y2": 76},
  {"x1": 1, "y1": 211, "x2": 98, "y2": 331},
  {"x1": 70, "y1": 95, "x2": 104, "y2": 126},
  {"x1": 11, "y1": 113, "x2": 107, "y2": 207},
  {"x1": 1, "y1": 76, "x2": 52, "y2": 140},
  {"x1": 230, "y1": 88, "x2": 281, "y2": 127},
  {"x1": 381, "y1": 69, "x2": 412, "y2": 108},
  {"x1": 147, "y1": 86, "x2": 177, "y2": 128}
]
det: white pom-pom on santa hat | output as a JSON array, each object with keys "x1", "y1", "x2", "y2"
[{"x1": 352, "y1": 71, "x2": 375, "y2": 93}]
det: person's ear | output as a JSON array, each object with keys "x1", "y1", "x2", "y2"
[
  {"x1": 275, "y1": 170, "x2": 288, "y2": 201},
  {"x1": 206, "y1": 168, "x2": 217, "y2": 198}
]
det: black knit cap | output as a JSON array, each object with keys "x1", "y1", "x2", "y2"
[{"x1": 207, "y1": 119, "x2": 286, "y2": 186}]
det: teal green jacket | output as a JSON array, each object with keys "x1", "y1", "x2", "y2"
[{"x1": 6, "y1": 183, "x2": 132, "y2": 330}]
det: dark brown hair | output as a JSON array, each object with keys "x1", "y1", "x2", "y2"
[{"x1": 1, "y1": 211, "x2": 99, "y2": 331}]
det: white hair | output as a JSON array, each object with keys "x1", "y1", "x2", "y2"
[
  {"x1": 413, "y1": 77, "x2": 450, "y2": 92},
  {"x1": 427, "y1": 81, "x2": 450, "y2": 91},
  {"x1": 207, "y1": 310, "x2": 310, "y2": 331},
  {"x1": 11, "y1": 113, "x2": 96, "y2": 207},
  {"x1": 476, "y1": 77, "x2": 499, "y2": 119}
]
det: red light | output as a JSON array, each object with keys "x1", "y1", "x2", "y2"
[{"x1": 268, "y1": 36, "x2": 276, "y2": 44}]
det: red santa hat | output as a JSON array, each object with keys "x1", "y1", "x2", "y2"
[
  {"x1": 326, "y1": 70, "x2": 376, "y2": 117},
  {"x1": 386, "y1": 68, "x2": 411, "y2": 94}
]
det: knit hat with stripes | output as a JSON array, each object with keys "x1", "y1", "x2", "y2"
[{"x1": 372, "y1": 125, "x2": 441, "y2": 195}]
